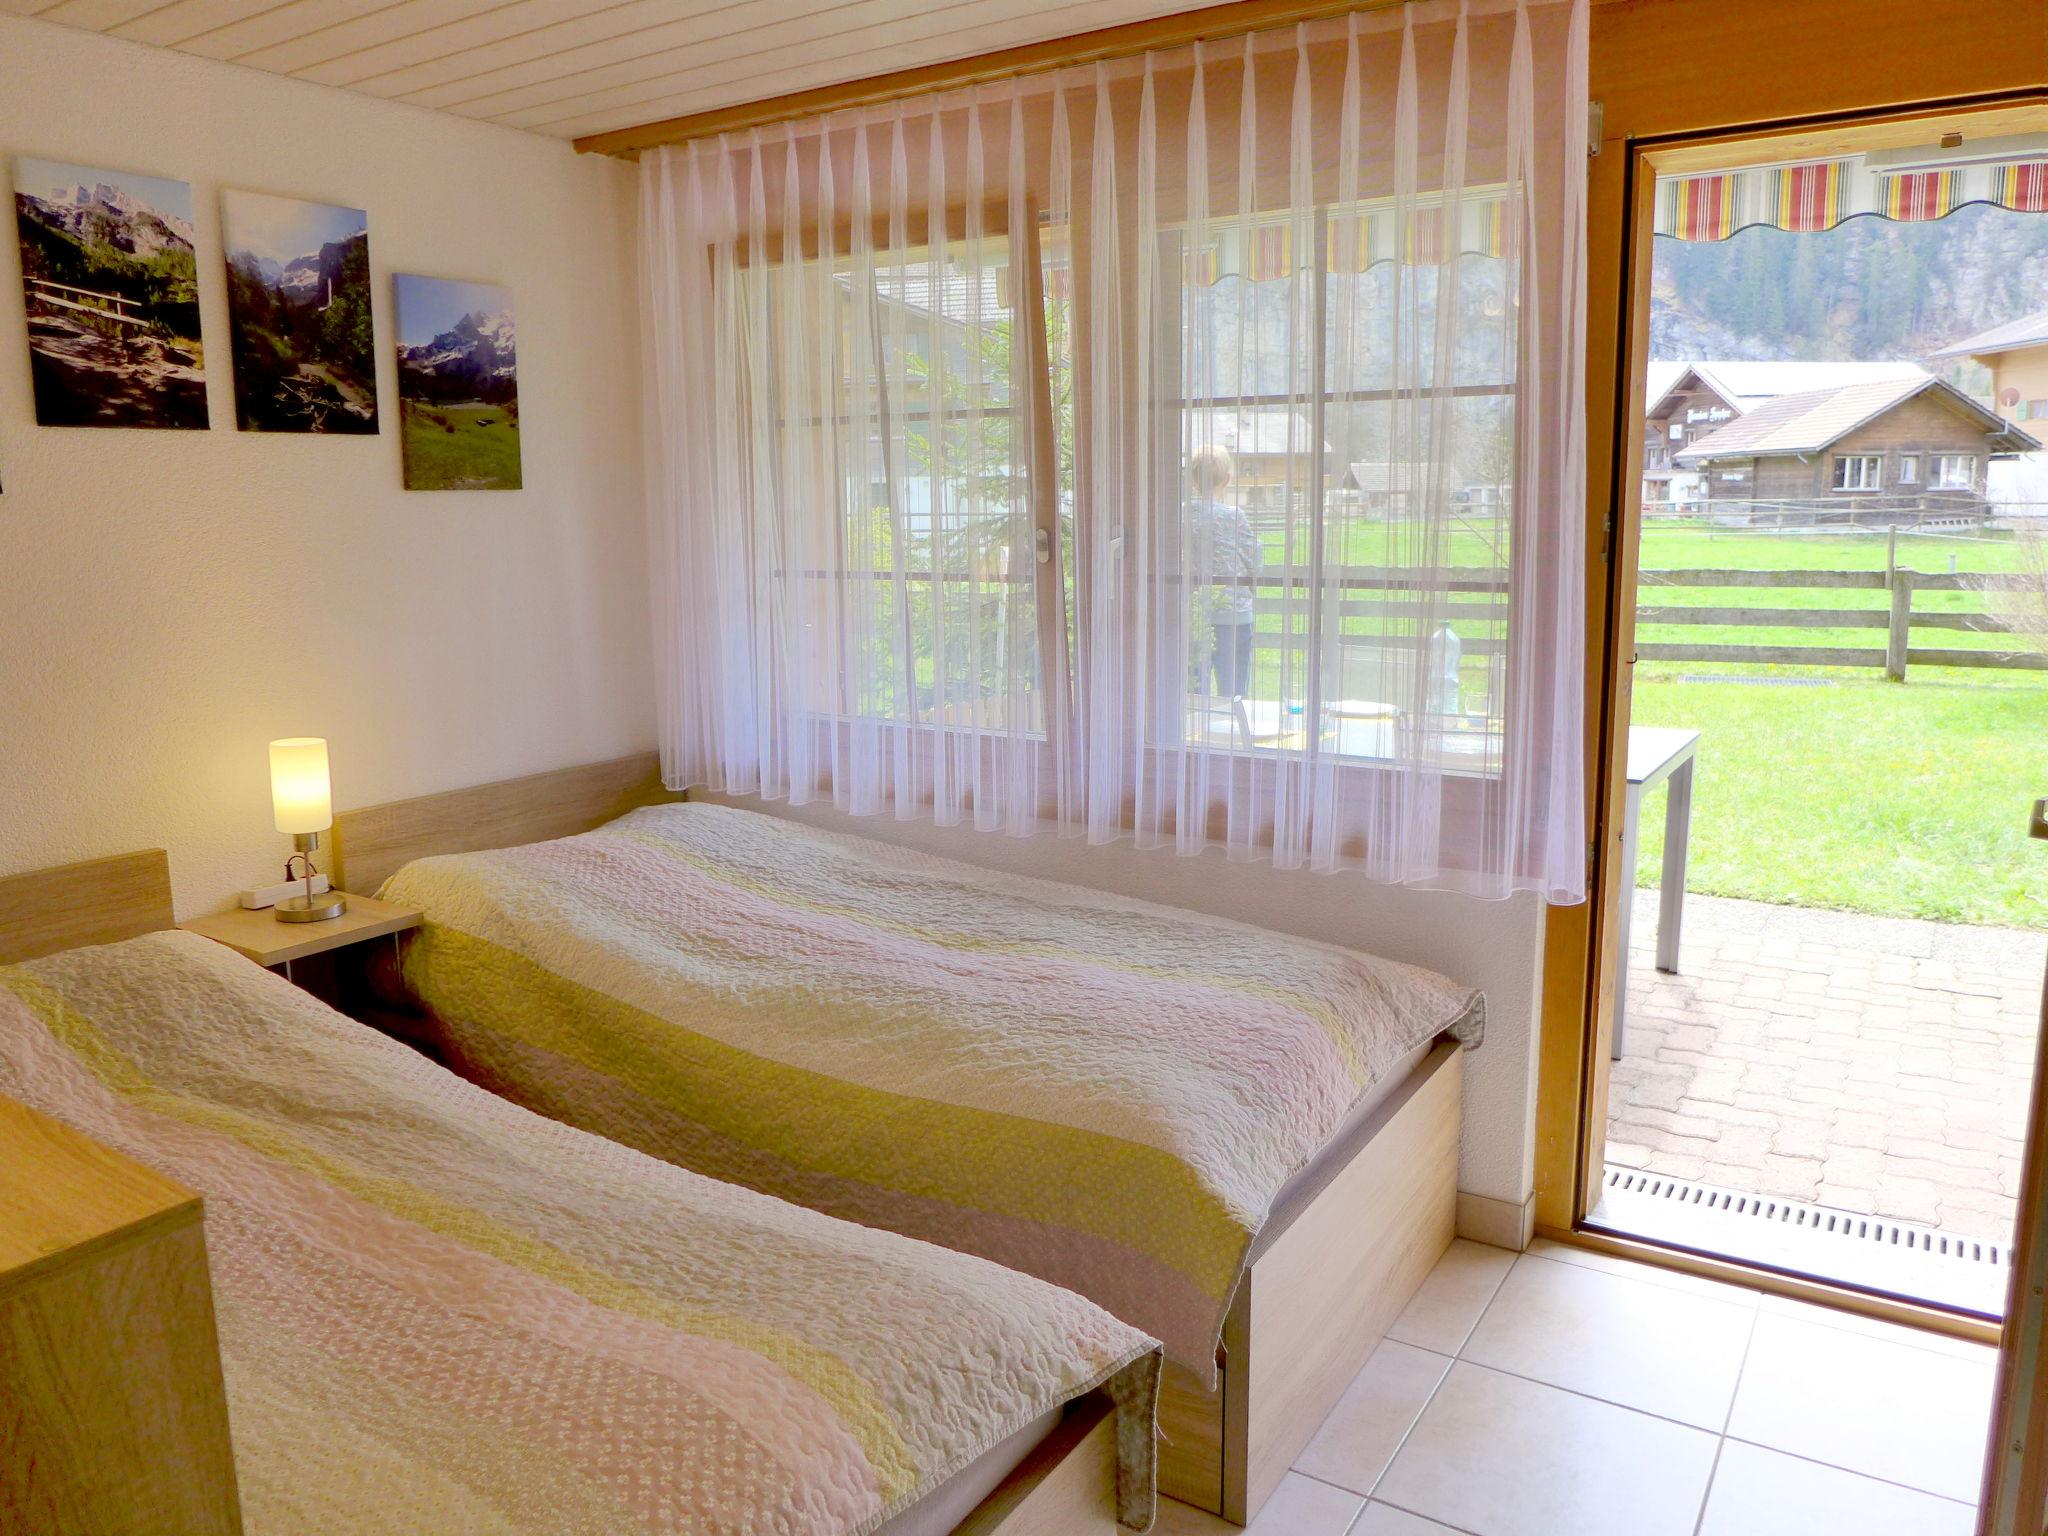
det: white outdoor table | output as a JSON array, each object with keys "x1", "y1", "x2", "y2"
[{"x1": 1613, "y1": 725, "x2": 1700, "y2": 1059}]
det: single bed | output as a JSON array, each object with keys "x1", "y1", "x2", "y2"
[
  {"x1": 0, "y1": 850, "x2": 1158, "y2": 1536},
  {"x1": 336, "y1": 755, "x2": 1482, "y2": 1524}
]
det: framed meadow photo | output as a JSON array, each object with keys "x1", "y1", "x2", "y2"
[
  {"x1": 394, "y1": 274, "x2": 520, "y2": 491},
  {"x1": 222, "y1": 190, "x2": 377, "y2": 433},
  {"x1": 13, "y1": 158, "x2": 207, "y2": 429}
]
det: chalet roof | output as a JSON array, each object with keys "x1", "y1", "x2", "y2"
[
  {"x1": 1186, "y1": 407, "x2": 1329, "y2": 457},
  {"x1": 1343, "y1": 461, "x2": 1444, "y2": 492},
  {"x1": 1646, "y1": 360, "x2": 1928, "y2": 420},
  {"x1": 1931, "y1": 307, "x2": 2048, "y2": 360},
  {"x1": 1674, "y1": 375, "x2": 2041, "y2": 462}
]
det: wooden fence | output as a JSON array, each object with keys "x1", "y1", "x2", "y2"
[
  {"x1": 23, "y1": 277, "x2": 145, "y2": 335},
  {"x1": 1636, "y1": 567, "x2": 2046, "y2": 677}
]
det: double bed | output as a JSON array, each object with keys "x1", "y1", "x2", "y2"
[
  {"x1": 0, "y1": 850, "x2": 1158, "y2": 1536},
  {"x1": 333, "y1": 754, "x2": 1483, "y2": 1523}
]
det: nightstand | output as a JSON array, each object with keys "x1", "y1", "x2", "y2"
[{"x1": 180, "y1": 893, "x2": 422, "y2": 1006}]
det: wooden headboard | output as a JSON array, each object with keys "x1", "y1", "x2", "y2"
[
  {"x1": 329, "y1": 752, "x2": 682, "y2": 895},
  {"x1": 0, "y1": 850, "x2": 176, "y2": 967}
]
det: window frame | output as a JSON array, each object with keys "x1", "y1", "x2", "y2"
[
  {"x1": 1830, "y1": 453, "x2": 1882, "y2": 492},
  {"x1": 1896, "y1": 452, "x2": 1919, "y2": 485},
  {"x1": 731, "y1": 200, "x2": 1064, "y2": 745},
  {"x1": 1153, "y1": 202, "x2": 1517, "y2": 775},
  {"x1": 1931, "y1": 452, "x2": 1975, "y2": 490}
]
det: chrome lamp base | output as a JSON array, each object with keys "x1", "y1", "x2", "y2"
[{"x1": 276, "y1": 889, "x2": 348, "y2": 923}]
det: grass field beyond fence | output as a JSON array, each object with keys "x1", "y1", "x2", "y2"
[
  {"x1": 1630, "y1": 524, "x2": 2046, "y2": 932},
  {"x1": 399, "y1": 400, "x2": 522, "y2": 491}
]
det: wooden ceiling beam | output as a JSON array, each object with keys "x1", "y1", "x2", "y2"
[{"x1": 572, "y1": 0, "x2": 1404, "y2": 157}]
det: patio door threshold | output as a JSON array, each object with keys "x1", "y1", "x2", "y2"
[{"x1": 1588, "y1": 1166, "x2": 2011, "y2": 1319}]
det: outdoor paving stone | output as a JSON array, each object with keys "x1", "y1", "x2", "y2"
[{"x1": 1607, "y1": 891, "x2": 2039, "y2": 1245}]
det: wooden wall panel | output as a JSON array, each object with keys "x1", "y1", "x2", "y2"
[
  {"x1": 329, "y1": 753, "x2": 680, "y2": 895},
  {"x1": 0, "y1": 1095, "x2": 241, "y2": 1535},
  {"x1": 0, "y1": 850, "x2": 174, "y2": 967}
]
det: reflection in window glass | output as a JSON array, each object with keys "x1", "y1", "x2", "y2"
[
  {"x1": 747, "y1": 240, "x2": 1042, "y2": 734},
  {"x1": 1167, "y1": 199, "x2": 1514, "y2": 773}
]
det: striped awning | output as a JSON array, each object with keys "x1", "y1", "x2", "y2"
[
  {"x1": 1187, "y1": 196, "x2": 1511, "y2": 284},
  {"x1": 1004, "y1": 194, "x2": 1511, "y2": 304},
  {"x1": 1656, "y1": 155, "x2": 2048, "y2": 242}
]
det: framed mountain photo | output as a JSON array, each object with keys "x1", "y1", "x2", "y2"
[
  {"x1": 13, "y1": 158, "x2": 207, "y2": 429},
  {"x1": 222, "y1": 191, "x2": 376, "y2": 433},
  {"x1": 394, "y1": 275, "x2": 520, "y2": 491}
]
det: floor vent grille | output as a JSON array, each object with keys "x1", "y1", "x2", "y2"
[{"x1": 1595, "y1": 1167, "x2": 2011, "y2": 1314}]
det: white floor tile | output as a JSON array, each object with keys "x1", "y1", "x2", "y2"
[
  {"x1": 1698, "y1": 1440, "x2": 1976, "y2": 1536},
  {"x1": 1243, "y1": 1474, "x2": 1366, "y2": 1534},
  {"x1": 1726, "y1": 1312, "x2": 1996, "y2": 1503},
  {"x1": 1522, "y1": 1237, "x2": 1760, "y2": 1306},
  {"x1": 1374, "y1": 1362, "x2": 1718, "y2": 1536},
  {"x1": 1294, "y1": 1339, "x2": 1452, "y2": 1495},
  {"x1": 1151, "y1": 1477, "x2": 1365, "y2": 1536},
  {"x1": 1756, "y1": 1293, "x2": 1999, "y2": 1364},
  {"x1": 1353, "y1": 1503, "x2": 1468, "y2": 1536},
  {"x1": 1386, "y1": 1238, "x2": 1518, "y2": 1355},
  {"x1": 1460, "y1": 1252, "x2": 1756, "y2": 1429}
]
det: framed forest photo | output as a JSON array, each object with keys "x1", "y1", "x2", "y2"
[
  {"x1": 395, "y1": 274, "x2": 520, "y2": 491},
  {"x1": 222, "y1": 191, "x2": 376, "y2": 433},
  {"x1": 14, "y1": 158, "x2": 207, "y2": 429}
]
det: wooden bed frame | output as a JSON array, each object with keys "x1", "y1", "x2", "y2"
[
  {"x1": 0, "y1": 849, "x2": 1123, "y2": 1536},
  {"x1": 331, "y1": 753, "x2": 1465, "y2": 1525}
]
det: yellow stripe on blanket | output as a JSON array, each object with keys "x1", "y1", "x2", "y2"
[
  {"x1": 5, "y1": 969, "x2": 922, "y2": 1499},
  {"x1": 404, "y1": 922, "x2": 1249, "y2": 1299},
  {"x1": 611, "y1": 824, "x2": 1371, "y2": 1082}
]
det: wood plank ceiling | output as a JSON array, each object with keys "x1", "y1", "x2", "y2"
[{"x1": 1, "y1": 0, "x2": 1207, "y2": 144}]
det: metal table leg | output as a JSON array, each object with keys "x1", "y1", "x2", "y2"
[
  {"x1": 1656, "y1": 755, "x2": 1694, "y2": 975},
  {"x1": 1612, "y1": 783, "x2": 1642, "y2": 1060}
]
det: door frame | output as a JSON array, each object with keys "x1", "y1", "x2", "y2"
[
  {"x1": 1981, "y1": 956, "x2": 2048, "y2": 1535},
  {"x1": 1531, "y1": 0, "x2": 2048, "y2": 1327}
]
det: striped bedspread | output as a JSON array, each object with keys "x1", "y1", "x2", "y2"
[
  {"x1": 381, "y1": 801, "x2": 1485, "y2": 1375},
  {"x1": 0, "y1": 931, "x2": 1160, "y2": 1536}
]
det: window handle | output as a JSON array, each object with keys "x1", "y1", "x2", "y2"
[{"x1": 1033, "y1": 527, "x2": 1051, "y2": 565}]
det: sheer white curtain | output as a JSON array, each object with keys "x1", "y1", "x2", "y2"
[{"x1": 641, "y1": 0, "x2": 1589, "y2": 901}]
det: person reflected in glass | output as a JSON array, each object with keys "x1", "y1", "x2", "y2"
[{"x1": 1185, "y1": 444, "x2": 1262, "y2": 699}]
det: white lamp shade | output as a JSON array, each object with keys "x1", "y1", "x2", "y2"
[{"x1": 269, "y1": 738, "x2": 333, "y2": 836}]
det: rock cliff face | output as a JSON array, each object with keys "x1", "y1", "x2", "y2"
[
  {"x1": 277, "y1": 229, "x2": 369, "y2": 304},
  {"x1": 1650, "y1": 202, "x2": 2048, "y2": 376},
  {"x1": 399, "y1": 309, "x2": 517, "y2": 387},
  {"x1": 17, "y1": 182, "x2": 194, "y2": 261}
]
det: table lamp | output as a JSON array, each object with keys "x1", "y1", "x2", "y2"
[{"x1": 270, "y1": 737, "x2": 347, "y2": 923}]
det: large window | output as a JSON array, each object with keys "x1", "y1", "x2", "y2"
[
  {"x1": 1932, "y1": 453, "x2": 1976, "y2": 489},
  {"x1": 642, "y1": 0, "x2": 1590, "y2": 896},
  {"x1": 1162, "y1": 206, "x2": 1512, "y2": 773},
  {"x1": 805, "y1": 243, "x2": 1044, "y2": 736},
  {"x1": 1832, "y1": 454, "x2": 1881, "y2": 491}
]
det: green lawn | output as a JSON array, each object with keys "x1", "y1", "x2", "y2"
[
  {"x1": 400, "y1": 400, "x2": 522, "y2": 491},
  {"x1": 1632, "y1": 671, "x2": 2047, "y2": 929},
  {"x1": 1248, "y1": 517, "x2": 2046, "y2": 928},
  {"x1": 1626, "y1": 525, "x2": 2046, "y2": 931}
]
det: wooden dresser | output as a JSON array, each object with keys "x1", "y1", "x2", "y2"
[{"x1": 0, "y1": 1092, "x2": 242, "y2": 1534}]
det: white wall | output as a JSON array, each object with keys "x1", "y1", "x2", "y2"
[
  {"x1": 0, "y1": 14, "x2": 1545, "y2": 1219},
  {"x1": 0, "y1": 16, "x2": 652, "y2": 918},
  {"x1": 704, "y1": 794, "x2": 1547, "y2": 1216}
]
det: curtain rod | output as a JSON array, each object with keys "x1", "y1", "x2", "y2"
[{"x1": 573, "y1": 0, "x2": 1418, "y2": 159}]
